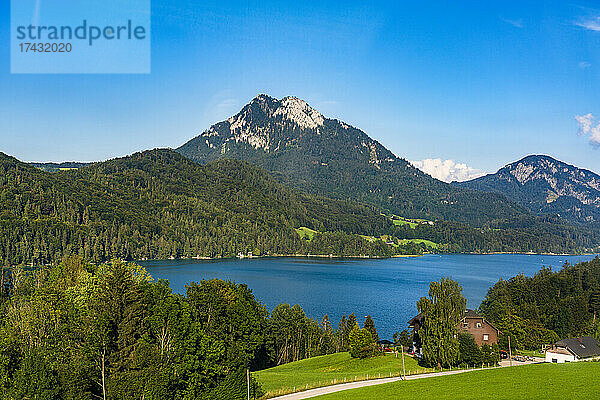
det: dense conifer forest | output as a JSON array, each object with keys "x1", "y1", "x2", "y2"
[
  {"x1": 0, "y1": 150, "x2": 399, "y2": 265},
  {"x1": 480, "y1": 257, "x2": 600, "y2": 349}
]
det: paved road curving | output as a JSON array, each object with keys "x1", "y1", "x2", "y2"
[
  {"x1": 269, "y1": 358, "x2": 543, "y2": 400},
  {"x1": 269, "y1": 369, "x2": 474, "y2": 400}
]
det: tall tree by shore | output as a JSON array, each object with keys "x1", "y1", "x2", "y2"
[{"x1": 417, "y1": 277, "x2": 467, "y2": 368}]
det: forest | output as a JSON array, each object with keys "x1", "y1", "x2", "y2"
[
  {"x1": 480, "y1": 256, "x2": 600, "y2": 350},
  {"x1": 394, "y1": 216, "x2": 600, "y2": 254},
  {"x1": 0, "y1": 257, "x2": 380, "y2": 399},
  {"x1": 0, "y1": 150, "x2": 406, "y2": 265},
  {"x1": 2, "y1": 149, "x2": 598, "y2": 267}
]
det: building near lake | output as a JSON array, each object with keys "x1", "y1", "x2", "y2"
[
  {"x1": 545, "y1": 337, "x2": 600, "y2": 364},
  {"x1": 408, "y1": 309, "x2": 500, "y2": 355}
]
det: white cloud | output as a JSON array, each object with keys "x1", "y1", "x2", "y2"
[
  {"x1": 575, "y1": 113, "x2": 600, "y2": 147},
  {"x1": 579, "y1": 61, "x2": 592, "y2": 69},
  {"x1": 410, "y1": 159, "x2": 486, "y2": 183},
  {"x1": 500, "y1": 17, "x2": 523, "y2": 28},
  {"x1": 204, "y1": 90, "x2": 240, "y2": 122},
  {"x1": 575, "y1": 17, "x2": 600, "y2": 31}
]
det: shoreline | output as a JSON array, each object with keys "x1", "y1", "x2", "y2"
[
  {"x1": 136, "y1": 252, "x2": 599, "y2": 263},
  {"x1": 10, "y1": 252, "x2": 597, "y2": 269},
  {"x1": 465, "y1": 251, "x2": 599, "y2": 256}
]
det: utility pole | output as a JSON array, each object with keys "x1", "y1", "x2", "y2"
[
  {"x1": 508, "y1": 336, "x2": 512, "y2": 367},
  {"x1": 401, "y1": 344, "x2": 406, "y2": 379},
  {"x1": 247, "y1": 369, "x2": 250, "y2": 400}
]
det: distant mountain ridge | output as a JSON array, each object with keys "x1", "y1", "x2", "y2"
[
  {"x1": 177, "y1": 94, "x2": 528, "y2": 226},
  {"x1": 455, "y1": 155, "x2": 600, "y2": 224}
]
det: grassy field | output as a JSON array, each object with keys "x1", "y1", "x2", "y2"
[
  {"x1": 398, "y1": 238, "x2": 439, "y2": 249},
  {"x1": 313, "y1": 362, "x2": 600, "y2": 399},
  {"x1": 296, "y1": 227, "x2": 319, "y2": 241},
  {"x1": 298, "y1": 223, "x2": 439, "y2": 250},
  {"x1": 391, "y1": 217, "x2": 418, "y2": 229},
  {"x1": 255, "y1": 352, "x2": 430, "y2": 398},
  {"x1": 358, "y1": 235, "x2": 439, "y2": 250}
]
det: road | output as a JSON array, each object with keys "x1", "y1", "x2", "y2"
[{"x1": 269, "y1": 368, "x2": 476, "y2": 400}]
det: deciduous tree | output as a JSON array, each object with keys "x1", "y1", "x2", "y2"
[{"x1": 416, "y1": 277, "x2": 466, "y2": 368}]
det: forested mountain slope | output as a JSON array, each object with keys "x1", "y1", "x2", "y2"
[{"x1": 0, "y1": 149, "x2": 395, "y2": 265}]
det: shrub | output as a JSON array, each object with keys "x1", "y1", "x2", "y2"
[
  {"x1": 348, "y1": 325, "x2": 379, "y2": 358},
  {"x1": 458, "y1": 332, "x2": 482, "y2": 367}
]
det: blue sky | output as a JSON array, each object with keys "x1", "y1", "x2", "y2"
[{"x1": 1, "y1": 1, "x2": 600, "y2": 180}]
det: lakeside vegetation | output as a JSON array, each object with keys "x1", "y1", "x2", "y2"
[
  {"x1": 312, "y1": 362, "x2": 600, "y2": 399},
  {"x1": 0, "y1": 257, "x2": 270, "y2": 399},
  {"x1": 480, "y1": 256, "x2": 600, "y2": 350}
]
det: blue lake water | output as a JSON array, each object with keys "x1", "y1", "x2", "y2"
[{"x1": 140, "y1": 254, "x2": 599, "y2": 339}]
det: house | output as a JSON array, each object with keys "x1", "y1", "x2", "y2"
[
  {"x1": 545, "y1": 337, "x2": 600, "y2": 363},
  {"x1": 408, "y1": 309, "x2": 500, "y2": 355},
  {"x1": 457, "y1": 309, "x2": 501, "y2": 346}
]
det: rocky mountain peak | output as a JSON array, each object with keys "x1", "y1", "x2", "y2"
[
  {"x1": 456, "y1": 154, "x2": 600, "y2": 223},
  {"x1": 502, "y1": 155, "x2": 600, "y2": 193},
  {"x1": 195, "y1": 95, "x2": 329, "y2": 152},
  {"x1": 242, "y1": 94, "x2": 324, "y2": 129},
  {"x1": 275, "y1": 96, "x2": 324, "y2": 129}
]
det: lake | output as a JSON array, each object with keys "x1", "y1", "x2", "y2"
[{"x1": 140, "y1": 254, "x2": 598, "y2": 339}]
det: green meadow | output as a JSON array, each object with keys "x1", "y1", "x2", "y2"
[
  {"x1": 313, "y1": 362, "x2": 600, "y2": 400},
  {"x1": 296, "y1": 226, "x2": 319, "y2": 240},
  {"x1": 255, "y1": 352, "x2": 428, "y2": 398}
]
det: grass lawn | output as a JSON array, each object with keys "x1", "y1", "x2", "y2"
[
  {"x1": 296, "y1": 227, "x2": 319, "y2": 241},
  {"x1": 391, "y1": 217, "x2": 418, "y2": 229},
  {"x1": 398, "y1": 239, "x2": 439, "y2": 249},
  {"x1": 255, "y1": 352, "x2": 430, "y2": 398},
  {"x1": 313, "y1": 362, "x2": 600, "y2": 399}
]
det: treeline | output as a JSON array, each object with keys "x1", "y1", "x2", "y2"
[
  {"x1": 480, "y1": 257, "x2": 600, "y2": 350},
  {"x1": 0, "y1": 257, "x2": 377, "y2": 399},
  {"x1": 392, "y1": 216, "x2": 600, "y2": 254},
  {"x1": 0, "y1": 150, "x2": 404, "y2": 265},
  {"x1": 2, "y1": 149, "x2": 597, "y2": 267}
]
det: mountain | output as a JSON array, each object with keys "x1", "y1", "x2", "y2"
[
  {"x1": 177, "y1": 94, "x2": 528, "y2": 227},
  {"x1": 0, "y1": 149, "x2": 399, "y2": 265},
  {"x1": 455, "y1": 155, "x2": 600, "y2": 224}
]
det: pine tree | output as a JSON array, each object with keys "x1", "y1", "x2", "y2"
[{"x1": 363, "y1": 315, "x2": 379, "y2": 341}]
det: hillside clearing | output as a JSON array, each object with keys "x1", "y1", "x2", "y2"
[
  {"x1": 398, "y1": 239, "x2": 439, "y2": 249},
  {"x1": 391, "y1": 217, "x2": 418, "y2": 228},
  {"x1": 296, "y1": 227, "x2": 319, "y2": 241},
  {"x1": 255, "y1": 352, "x2": 428, "y2": 398}
]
